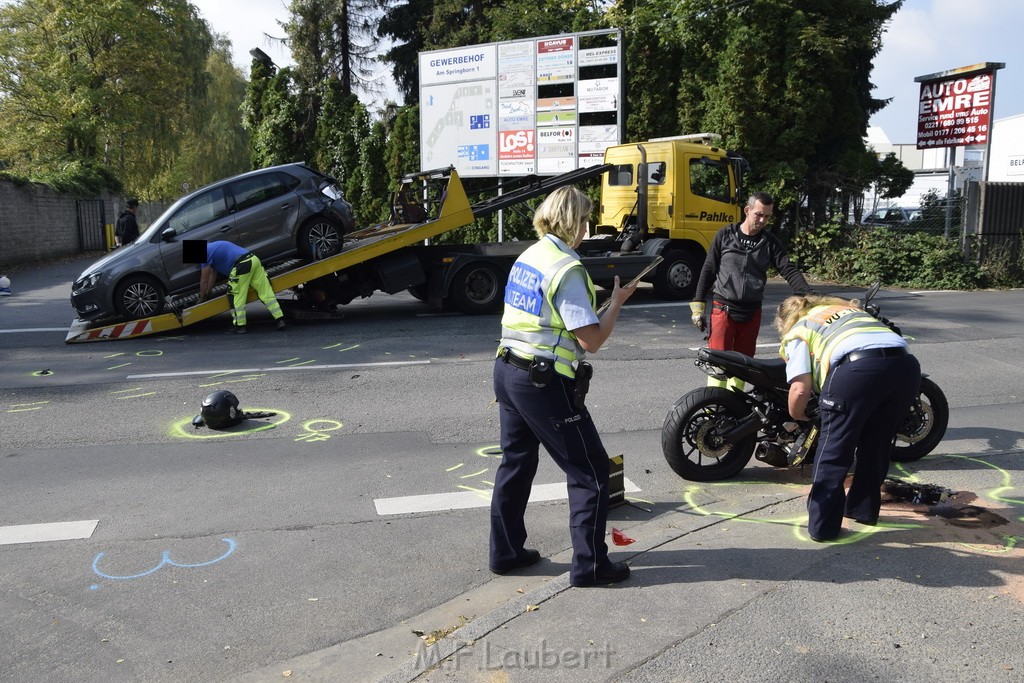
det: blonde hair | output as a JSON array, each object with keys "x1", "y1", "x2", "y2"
[
  {"x1": 775, "y1": 293, "x2": 859, "y2": 335},
  {"x1": 533, "y1": 186, "x2": 592, "y2": 243}
]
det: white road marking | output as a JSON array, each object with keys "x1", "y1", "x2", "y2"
[
  {"x1": 0, "y1": 328, "x2": 68, "y2": 334},
  {"x1": 374, "y1": 478, "x2": 641, "y2": 516},
  {"x1": 127, "y1": 360, "x2": 430, "y2": 380},
  {"x1": 0, "y1": 520, "x2": 99, "y2": 546}
]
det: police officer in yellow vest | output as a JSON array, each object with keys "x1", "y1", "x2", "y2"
[
  {"x1": 776, "y1": 293, "x2": 920, "y2": 541},
  {"x1": 492, "y1": 185, "x2": 637, "y2": 587}
]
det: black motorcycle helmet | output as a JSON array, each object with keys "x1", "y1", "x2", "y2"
[{"x1": 193, "y1": 390, "x2": 243, "y2": 429}]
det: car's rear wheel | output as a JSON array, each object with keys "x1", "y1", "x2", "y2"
[
  {"x1": 298, "y1": 216, "x2": 344, "y2": 260},
  {"x1": 114, "y1": 274, "x2": 165, "y2": 320}
]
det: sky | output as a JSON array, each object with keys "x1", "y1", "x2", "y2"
[{"x1": 191, "y1": 0, "x2": 1024, "y2": 144}]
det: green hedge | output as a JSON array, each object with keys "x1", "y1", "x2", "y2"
[{"x1": 788, "y1": 221, "x2": 1015, "y2": 290}]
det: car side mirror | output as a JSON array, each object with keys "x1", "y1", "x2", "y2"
[{"x1": 161, "y1": 227, "x2": 176, "y2": 242}]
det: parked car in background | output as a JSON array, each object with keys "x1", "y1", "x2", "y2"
[
  {"x1": 71, "y1": 163, "x2": 356, "y2": 322},
  {"x1": 861, "y1": 206, "x2": 921, "y2": 229}
]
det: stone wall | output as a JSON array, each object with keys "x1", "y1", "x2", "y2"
[{"x1": 0, "y1": 179, "x2": 120, "y2": 268}]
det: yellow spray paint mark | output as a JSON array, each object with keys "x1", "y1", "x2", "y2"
[
  {"x1": 323, "y1": 343, "x2": 343, "y2": 349},
  {"x1": 683, "y1": 484, "x2": 921, "y2": 545},
  {"x1": 30, "y1": 370, "x2": 54, "y2": 377},
  {"x1": 288, "y1": 359, "x2": 317, "y2": 367},
  {"x1": 112, "y1": 387, "x2": 143, "y2": 394},
  {"x1": 107, "y1": 362, "x2": 132, "y2": 371},
  {"x1": 458, "y1": 484, "x2": 492, "y2": 500},
  {"x1": 170, "y1": 408, "x2": 291, "y2": 439},
  {"x1": 136, "y1": 350, "x2": 164, "y2": 357},
  {"x1": 104, "y1": 352, "x2": 126, "y2": 359},
  {"x1": 337, "y1": 344, "x2": 360, "y2": 353},
  {"x1": 117, "y1": 392, "x2": 156, "y2": 400},
  {"x1": 446, "y1": 463, "x2": 465, "y2": 472},
  {"x1": 476, "y1": 445, "x2": 503, "y2": 458},
  {"x1": 276, "y1": 358, "x2": 300, "y2": 364},
  {"x1": 7, "y1": 400, "x2": 50, "y2": 413},
  {"x1": 294, "y1": 419, "x2": 343, "y2": 443}
]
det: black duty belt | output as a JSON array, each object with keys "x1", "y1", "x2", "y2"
[
  {"x1": 234, "y1": 253, "x2": 255, "y2": 267},
  {"x1": 836, "y1": 346, "x2": 908, "y2": 366},
  {"x1": 499, "y1": 347, "x2": 534, "y2": 371}
]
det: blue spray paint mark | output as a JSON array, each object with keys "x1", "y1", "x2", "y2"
[{"x1": 92, "y1": 538, "x2": 236, "y2": 581}]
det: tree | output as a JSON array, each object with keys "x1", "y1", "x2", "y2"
[
  {"x1": 158, "y1": 36, "x2": 251, "y2": 198},
  {"x1": 670, "y1": 0, "x2": 903, "y2": 228},
  {"x1": 0, "y1": 0, "x2": 216, "y2": 197},
  {"x1": 284, "y1": 0, "x2": 380, "y2": 99},
  {"x1": 242, "y1": 60, "x2": 306, "y2": 169}
]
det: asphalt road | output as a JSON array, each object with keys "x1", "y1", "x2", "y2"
[{"x1": 1, "y1": 255, "x2": 1023, "y2": 681}]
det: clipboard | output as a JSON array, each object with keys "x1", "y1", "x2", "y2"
[{"x1": 594, "y1": 255, "x2": 663, "y2": 316}]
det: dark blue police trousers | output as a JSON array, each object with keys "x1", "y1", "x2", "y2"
[
  {"x1": 808, "y1": 353, "x2": 921, "y2": 540},
  {"x1": 491, "y1": 357, "x2": 611, "y2": 584}
]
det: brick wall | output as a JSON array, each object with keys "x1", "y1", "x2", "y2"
[{"x1": 0, "y1": 179, "x2": 120, "y2": 268}]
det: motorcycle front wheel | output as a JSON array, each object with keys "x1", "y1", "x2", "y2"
[
  {"x1": 662, "y1": 387, "x2": 756, "y2": 481},
  {"x1": 890, "y1": 376, "x2": 949, "y2": 462}
]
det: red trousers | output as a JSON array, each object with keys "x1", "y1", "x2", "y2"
[{"x1": 708, "y1": 302, "x2": 762, "y2": 356}]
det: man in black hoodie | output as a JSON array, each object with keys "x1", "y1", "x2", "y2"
[
  {"x1": 690, "y1": 192, "x2": 811, "y2": 386},
  {"x1": 114, "y1": 199, "x2": 140, "y2": 247}
]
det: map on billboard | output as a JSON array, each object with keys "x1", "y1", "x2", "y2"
[{"x1": 419, "y1": 30, "x2": 623, "y2": 178}]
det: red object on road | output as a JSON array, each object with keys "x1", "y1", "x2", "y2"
[{"x1": 611, "y1": 528, "x2": 635, "y2": 546}]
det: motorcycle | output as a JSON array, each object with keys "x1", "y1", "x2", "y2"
[{"x1": 661, "y1": 283, "x2": 949, "y2": 482}]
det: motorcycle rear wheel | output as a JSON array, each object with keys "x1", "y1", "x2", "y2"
[
  {"x1": 662, "y1": 387, "x2": 756, "y2": 481},
  {"x1": 890, "y1": 376, "x2": 949, "y2": 462}
]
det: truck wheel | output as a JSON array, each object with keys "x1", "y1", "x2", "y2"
[
  {"x1": 407, "y1": 284, "x2": 427, "y2": 301},
  {"x1": 653, "y1": 249, "x2": 701, "y2": 300},
  {"x1": 114, "y1": 274, "x2": 165, "y2": 320},
  {"x1": 448, "y1": 262, "x2": 504, "y2": 314},
  {"x1": 298, "y1": 216, "x2": 343, "y2": 260}
]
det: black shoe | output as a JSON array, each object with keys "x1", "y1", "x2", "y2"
[
  {"x1": 226, "y1": 326, "x2": 246, "y2": 335},
  {"x1": 490, "y1": 549, "x2": 542, "y2": 575},
  {"x1": 844, "y1": 515, "x2": 878, "y2": 526},
  {"x1": 571, "y1": 561, "x2": 630, "y2": 587},
  {"x1": 275, "y1": 319, "x2": 286, "y2": 331}
]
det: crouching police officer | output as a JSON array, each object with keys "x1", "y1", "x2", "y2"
[
  {"x1": 776, "y1": 293, "x2": 921, "y2": 541},
  {"x1": 198, "y1": 240, "x2": 286, "y2": 333},
  {"x1": 491, "y1": 185, "x2": 637, "y2": 587}
]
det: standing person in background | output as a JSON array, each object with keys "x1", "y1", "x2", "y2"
[
  {"x1": 491, "y1": 185, "x2": 636, "y2": 588},
  {"x1": 114, "y1": 199, "x2": 140, "y2": 247},
  {"x1": 776, "y1": 293, "x2": 921, "y2": 541},
  {"x1": 690, "y1": 192, "x2": 813, "y2": 387},
  {"x1": 198, "y1": 240, "x2": 286, "y2": 334}
]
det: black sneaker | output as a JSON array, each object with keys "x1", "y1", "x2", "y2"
[
  {"x1": 275, "y1": 319, "x2": 286, "y2": 331},
  {"x1": 489, "y1": 549, "x2": 542, "y2": 575},
  {"x1": 570, "y1": 561, "x2": 630, "y2": 587},
  {"x1": 226, "y1": 326, "x2": 246, "y2": 335}
]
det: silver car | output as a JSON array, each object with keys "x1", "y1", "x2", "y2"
[{"x1": 71, "y1": 163, "x2": 355, "y2": 322}]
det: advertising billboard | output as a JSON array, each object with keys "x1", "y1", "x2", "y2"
[
  {"x1": 915, "y1": 63, "x2": 1003, "y2": 150},
  {"x1": 419, "y1": 30, "x2": 623, "y2": 178}
]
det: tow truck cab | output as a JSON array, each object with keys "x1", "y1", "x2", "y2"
[{"x1": 591, "y1": 134, "x2": 748, "y2": 298}]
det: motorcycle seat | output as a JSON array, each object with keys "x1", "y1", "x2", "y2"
[{"x1": 698, "y1": 348, "x2": 788, "y2": 385}]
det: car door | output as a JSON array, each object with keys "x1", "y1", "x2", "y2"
[
  {"x1": 158, "y1": 186, "x2": 238, "y2": 294},
  {"x1": 228, "y1": 171, "x2": 303, "y2": 261}
]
